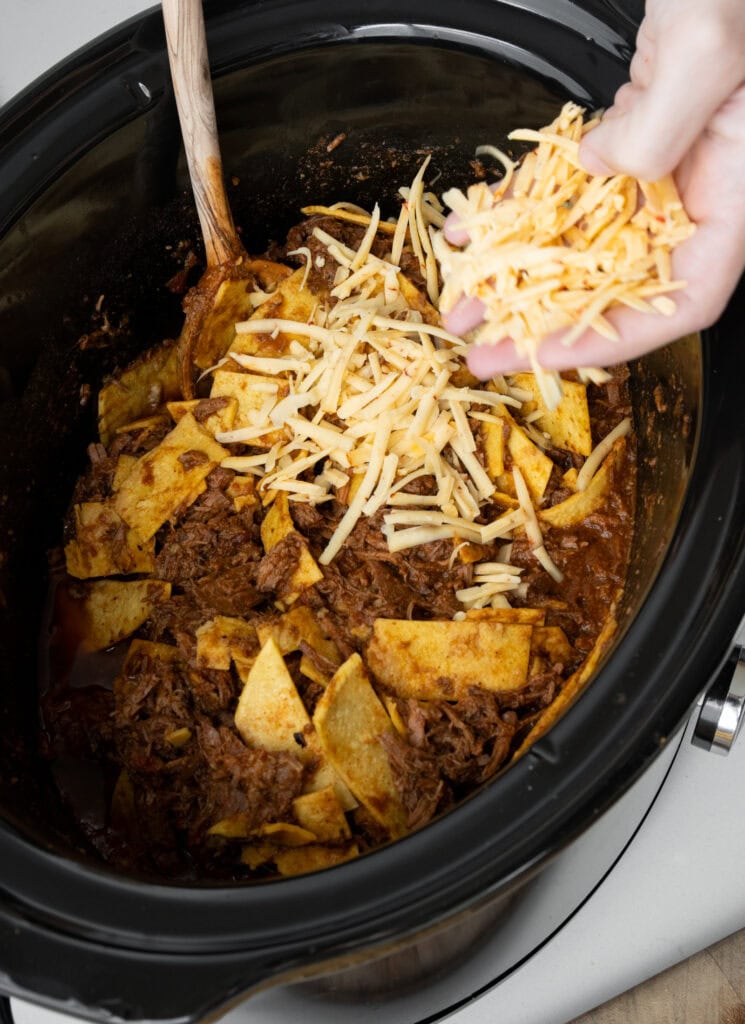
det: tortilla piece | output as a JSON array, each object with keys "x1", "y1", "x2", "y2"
[
  {"x1": 367, "y1": 620, "x2": 532, "y2": 700},
  {"x1": 167, "y1": 397, "x2": 238, "y2": 435},
  {"x1": 292, "y1": 787, "x2": 351, "y2": 842},
  {"x1": 113, "y1": 413, "x2": 227, "y2": 541},
  {"x1": 165, "y1": 727, "x2": 192, "y2": 748},
  {"x1": 112, "y1": 455, "x2": 138, "y2": 492},
  {"x1": 226, "y1": 475, "x2": 258, "y2": 512},
  {"x1": 512, "y1": 611, "x2": 619, "y2": 761},
  {"x1": 481, "y1": 420, "x2": 505, "y2": 479},
  {"x1": 397, "y1": 273, "x2": 440, "y2": 325},
  {"x1": 540, "y1": 438, "x2": 625, "y2": 529},
  {"x1": 240, "y1": 844, "x2": 275, "y2": 870},
  {"x1": 229, "y1": 268, "x2": 319, "y2": 358},
  {"x1": 80, "y1": 579, "x2": 171, "y2": 651},
  {"x1": 181, "y1": 258, "x2": 292, "y2": 373},
  {"x1": 532, "y1": 625, "x2": 573, "y2": 666},
  {"x1": 208, "y1": 816, "x2": 316, "y2": 844},
  {"x1": 382, "y1": 694, "x2": 408, "y2": 738},
  {"x1": 209, "y1": 370, "x2": 288, "y2": 448},
  {"x1": 234, "y1": 639, "x2": 354, "y2": 808},
  {"x1": 510, "y1": 372, "x2": 592, "y2": 456},
  {"x1": 234, "y1": 638, "x2": 312, "y2": 753},
  {"x1": 465, "y1": 607, "x2": 546, "y2": 626},
  {"x1": 256, "y1": 605, "x2": 340, "y2": 669},
  {"x1": 499, "y1": 407, "x2": 554, "y2": 503},
  {"x1": 299, "y1": 655, "x2": 332, "y2": 687},
  {"x1": 195, "y1": 616, "x2": 258, "y2": 671},
  {"x1": 273, "y1": 843, "x2": 360, "y2": 876},
  {"x1": 122, "y1": 638, "x2": 181, "y2": 671},
  {"x1": 98, "y1": 340, "x2": 181, "y2": 446},
  {"x1": 260, "y1": 493, "x2": 323, "y2": 600},
  {"x1": 455, "y1": 541, "x2": 488, "y2": 565},
  {"x1": 114, "y1": 414, "x2": 170, "y2": 437},
  {"x1": 65, "y1": 502, "x2": 155, "y2": 579},
  {"x1": 313, "y1": 654, "x2": 407, "y2": 837}
]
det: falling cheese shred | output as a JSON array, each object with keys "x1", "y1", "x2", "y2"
[{"x1": 434, "y1": 102, "x2": 695, "y2": 408}]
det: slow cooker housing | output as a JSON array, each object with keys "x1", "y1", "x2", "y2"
[{"x1": 0, "y1": 1, "x2": 744, "y2": 1020}]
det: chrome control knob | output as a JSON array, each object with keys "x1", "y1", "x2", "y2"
[{"x1": 692, "y1": 644, "x2": 745, "y2": 754}]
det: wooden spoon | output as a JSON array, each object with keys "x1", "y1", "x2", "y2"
[{"x1": 162, "y1": 0, "x2": 291, "y2": 397}]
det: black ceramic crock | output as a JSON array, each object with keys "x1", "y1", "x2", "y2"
[{"x1": 0, "y1": 1, "x2": 744, "y2": 1021}]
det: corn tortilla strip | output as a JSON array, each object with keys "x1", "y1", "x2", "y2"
[
  {"x1": 256, "y1": 605, "x2": 340, "y2": 668},
  {"x1": 260, "y1": 493, "x2": 323, "y2": 600},
  {"x1": 465, "y1": 607, "x2": 546, "y2": 626},
  {"x1": 455, "y1": 541, "x2": 488, "y2": 564},
  {"x1": 234, "y1": 639, "x2": 354, "y2": 809},
  {"x1": 64, "y1": 502, "x2": 155, "y2": 579},
  {"x1": 510, "y1": 372, "x2": 592, "y2": 456},
  {"x1": 240, "y1": 844, "x2": 275, "y2": 870},
  {"x1": 532, "y1": 625, "x2": 573, "y2": 666},
  {"x1": 122, "y1": 638, "x2": 181, "y2": 671},
  {"x1": 313, "y1": 653, "x2": 408, "y2": 837},
  {"x1": 167, "y1": 397, "x2": 238, "y2": 435},
  {"x1": 397, "y1": 273, "x2": 440, "y2": 325},
  {"x1": 273, "y1": 842, "x2": 360, "y2": 876},
  {"x1": 165, "y1": 727, "x2": 192, "y2": 748},
  {"x1": 226, "y1": 475, "x2": 258, "y2": 512},
  {"x1": 234, "y1": 637, "x2": 313, "y2": 753},
  {"x1": 503, "y1": 409, "x2": 554, "y2": 503},
  {"x1": 98, "y1": 340, "x2": 181, "y2": 446},
  {"x1": 112, "y1": 455, "x2": 138, "y2": 492},
  {"x1": 113, "y1": 413, "x2": 227, "y2": 541},
  {"x1": 481, "y1": 420, "x2": 505, "y2": 479},
  {"x1": 208, "y1": 816, "x2": 315, "y2": 844},
  {"x1": 367, "y1": 619, "x2": 532, "y2": 699},
  {"x1": 188, "y1": 277, "x2": 260, "y2": 371},
  {"x1": 299, "y1": 655, "x2": 331, "y2": 687},
  {"x1": 540, "y1": 438, "x2": 625, "y2": 529},
  {"x1": 512, "y1": 611, "x2": 618, "y2": 761},
  {"x1": 229, "y1": 268, "x2": 319, "y2": 357},
  {"x1": 260, "y1": 491, "x2": 295, "y2": 550},
  {"x1": 114, "y1": 414, "x2": 170, "y2": 436},
  {"x1": 209, "y1": 370, "x2": 287, "y2": 447},
  {"x1": 195, "y1": 616, "x2": 258, "y2": 671},
  {"x1": 382, "y1": 694, "x2": 408, "y2": 738},
  {"x1": 81, "y1": 579, "x2": 171, "y2": 651},
  {"x1": 292, "y1": 787, "x2": 351, "y2": 842}
]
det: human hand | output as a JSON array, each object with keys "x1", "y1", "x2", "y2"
[{"x1": 446, "y1": 0, "x2": 745, "y2": 379}]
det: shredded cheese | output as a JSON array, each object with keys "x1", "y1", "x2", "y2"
[
  {"x1": 206, "y1": 156, "x2": 632, "y2": 608},
  {"x1": 435, "y1": 102, "x2": 695, "y2": 408},
  {"x1": 576, "y1": 416, "x2": 631, "y2": 492}
]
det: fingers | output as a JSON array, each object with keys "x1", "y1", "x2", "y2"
[
  {"x1": 465, "y1": 305, "x2": 690, "y2": 379},
  {"x1": 579, "y1": 10, "x2": 745, "y2": 180},
  {"x1": 443, "y1": 211, "x2": 470, "y2": 246},
  {"x1": 443, "y1": 294, "x2": 486, "y2": 336}
]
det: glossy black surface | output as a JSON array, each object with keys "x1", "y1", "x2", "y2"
[{"x1": 0, "y1": 2, "x2": 743, "y2": 1022}]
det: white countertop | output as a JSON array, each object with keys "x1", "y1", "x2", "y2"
[{"x1": 2, "y1": 4, "x2": 745, "y2": 1022}]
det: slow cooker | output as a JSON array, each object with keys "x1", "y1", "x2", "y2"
[{"x1": 1, "y1": 2, "x2": 744, "y2": 1021}]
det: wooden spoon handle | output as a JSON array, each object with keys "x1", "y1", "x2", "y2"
[{"x1": 162, "y1": 0, "x2": 242, "y2": 267}]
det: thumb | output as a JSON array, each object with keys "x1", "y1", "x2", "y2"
[{"x1": 580, "y1": 21, "x2": 745, "y2": 180}]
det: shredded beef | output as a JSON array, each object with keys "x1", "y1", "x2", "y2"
[
  {"x1": 255, "y1": 533, "x2": 306, "y2": 597},
  {"x1": 379, "y1": 732, "x2": 446, "y2": 830}
]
